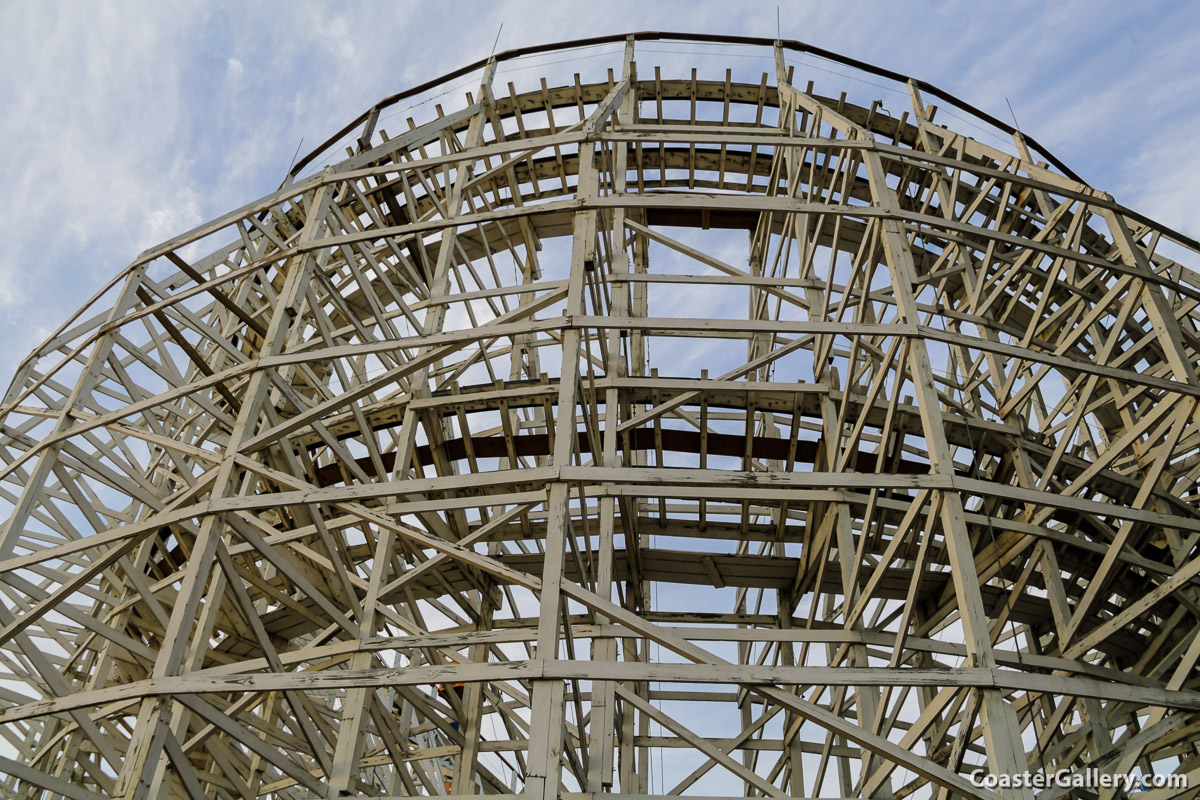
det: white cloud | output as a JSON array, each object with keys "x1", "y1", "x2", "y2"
[{"x1": 1, "y1": 0, "x2": 1198, "y2": 385}]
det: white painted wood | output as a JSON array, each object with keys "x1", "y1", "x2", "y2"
[{"x1": 1, "y1": 32, "x2": 1198, "y2": 800}]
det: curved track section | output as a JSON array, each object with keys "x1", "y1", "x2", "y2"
[{"x1": 2, "y1": 33, "x2": 1200, "y2": 800}]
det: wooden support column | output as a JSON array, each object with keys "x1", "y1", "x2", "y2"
[
  {"x1": 526, "y1": 72, "x2": 630, "y2": 800},
  {"x1": 586, "y1": 35, "x2": 635, "y2": 796},
  {"x1": 7, "y1": 34, "x2": 1200, "y2": 800}
]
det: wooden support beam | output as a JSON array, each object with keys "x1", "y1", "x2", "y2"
[{"x1": 3, "y1": 34, "x2": 1199, "y2": 800}]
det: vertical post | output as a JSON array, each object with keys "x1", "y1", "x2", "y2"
[
  {"x1": 526, "y1": 87, "x2": 597, "y2": 800},
  {"x1": 586, "y1": 35, "x2": 636, "y2": 795},
  {"x1": 525, "y1": 65, "x2": 632, "y2": 800}
]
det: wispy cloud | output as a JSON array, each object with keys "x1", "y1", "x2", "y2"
[{"x1": 1, "y1": 0, "x2": 1197, "y2": 383}]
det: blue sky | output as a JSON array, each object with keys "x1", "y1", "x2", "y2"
[
  {"x1": 0, "y1": 2, "x2": 1197, "y2": 789},
  {"x1": 1, "y1": 0, "x2": 1199, "y2": 385}
]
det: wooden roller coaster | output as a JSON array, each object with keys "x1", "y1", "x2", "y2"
[{"x1": 2, "y1": 31, "x2": 1200, "y2": 800}]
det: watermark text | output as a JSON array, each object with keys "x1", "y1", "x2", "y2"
[{"x1": 968, "y1": 769, "x2": 1187, "y2": 792}]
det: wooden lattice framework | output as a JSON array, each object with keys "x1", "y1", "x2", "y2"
[{"x1": 2, "y1": 32, "x2": 1200, "y2": 800}]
